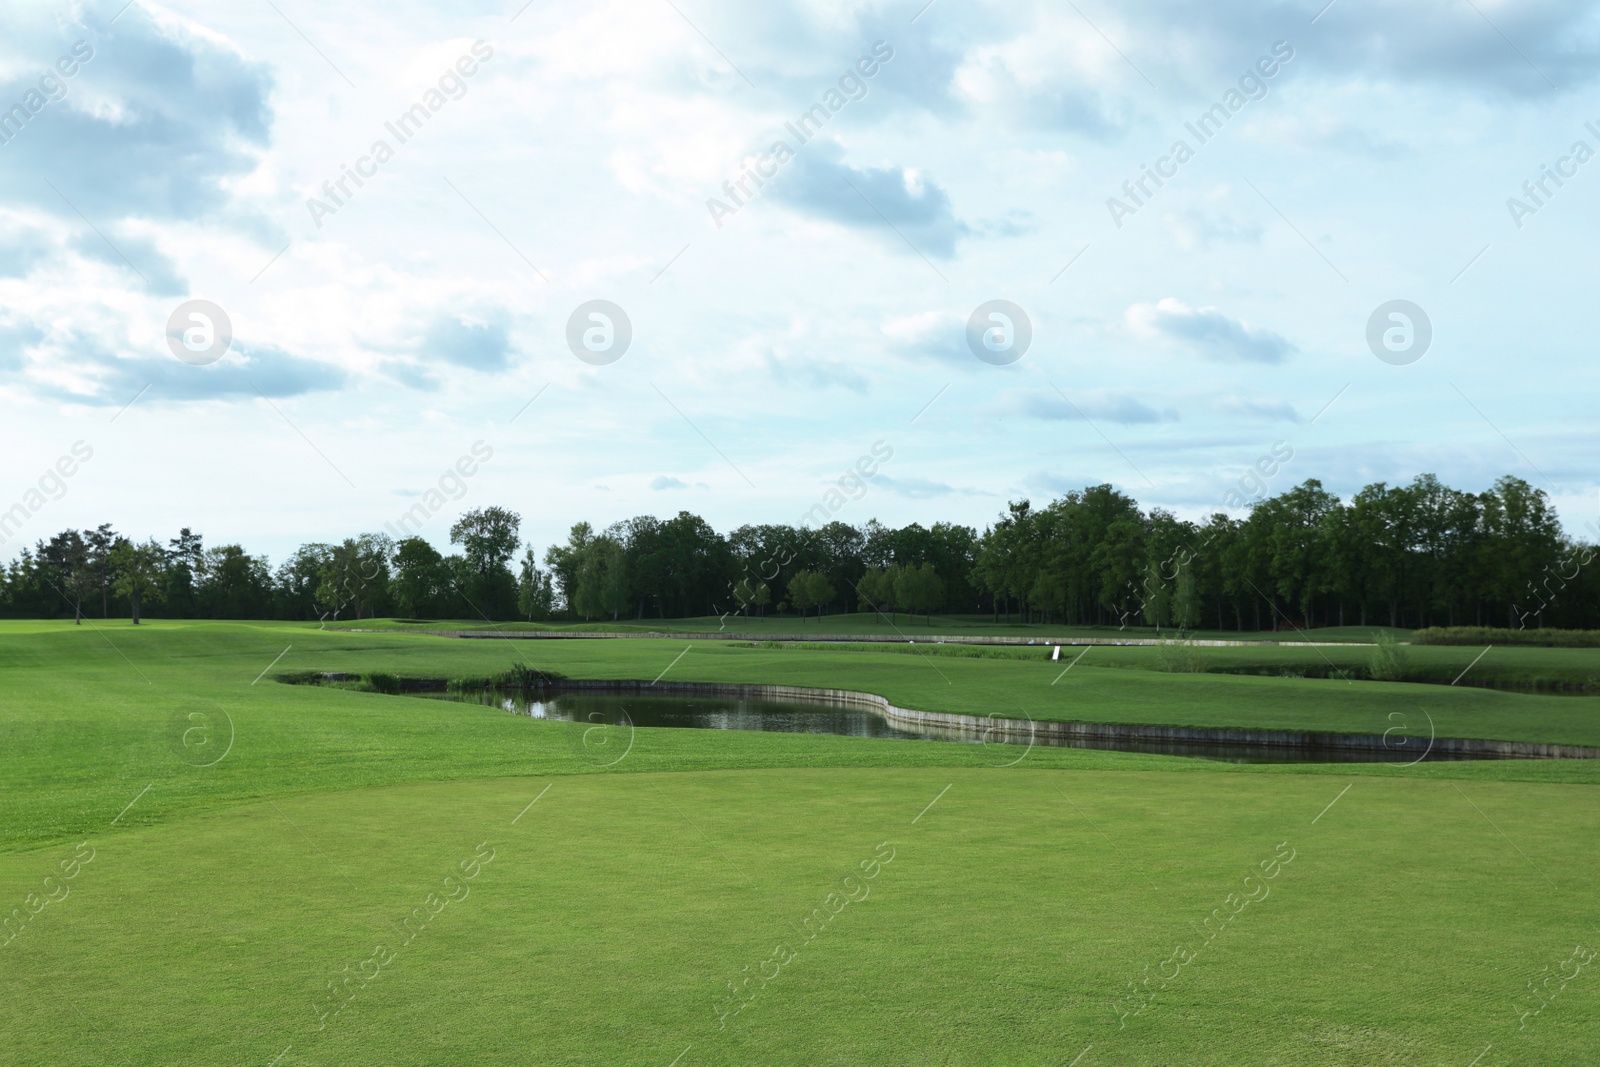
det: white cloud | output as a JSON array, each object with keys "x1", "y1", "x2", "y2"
[
  {"x1": 2, "y1": 0, "x2": 1597, "y2": 558},
  {"x1": 1126, "y1": 298, "x2": 1296, "y2": 364}
]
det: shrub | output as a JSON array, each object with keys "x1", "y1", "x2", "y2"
[
  {"x1": 1367, "y1": 632, "x2": 1407, "y2": 681},
  {"x1": 365, "y1": 672, "x2": 402, "y2": 694},
  {"x1": 487, "y1": 663, "x2": 566, "y2": 689},
  {"x1": 1154, "y1": 639, "x2": 1204, "y2": 673},
  {"x1": 1413, "y1": 626, "x2": 1600, "y2": 648}
]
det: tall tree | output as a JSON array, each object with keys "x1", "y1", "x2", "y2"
[
  {"x1": 1172, "y1": 558, "x2": 1200, "y2": 631},
  {"x1": 198, "y1": 545, "x2": 271, "y2": 619},
  {"x1": 858, "y1": 565, "x2": 903, "y2": 623},
  {"x1": 788, "y1": 570, "x2": 818, "y2": 621},
  {"x1": 451, "y1": 507, "x2": 521, "y2": 620},
  {"x1": 1482, "y1": 476, "x2": 1562, "y2": 627},
  {"x1": 895, "y1": 563, "x2": 943, "y2": 625},
  {"x1": 392, "y1": 537, "x2": 448, "y2": 618},
  {"x1": 316, "y1": 534, "x2": 392, "y2": 621},
  {"x1": 517, "y1": 547, "x2": 555, "y2": 621},
  {"x1": 41, "y1": 530, "x2": 91, "y2": 623},
  {"x1": 85, "y1": 523, "x2": 117, "y2": 618},
  {"x1": 574, "y1": 534, "x2": 627, "y2": 621},
  {"x1": 110, "y1": 539, "x2": 166, "y2": 624},
  {"x1": 165, "y1": 528, "x2": 204, "y2": 619},
  {"x1": 807, "y1": 571, "x2": 836, "y2": 620}
]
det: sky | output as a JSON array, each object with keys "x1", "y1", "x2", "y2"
[{"x1": 2, "y1": 0, "x2": 1598, "y2": 563}]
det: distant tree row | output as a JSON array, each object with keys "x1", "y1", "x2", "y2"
[
  {"x1": 0, "y1": 508, "x2": 531, "y2": 625},
  {"x1": 2, "y1": 474, "x2": 1595, "y2": 631},
  {"x1": 539, "y1": 515, "x2": 979, "y2": 625},
  {"x1": 975, "y1": 474, "x2": 1594, "y2": 631}
]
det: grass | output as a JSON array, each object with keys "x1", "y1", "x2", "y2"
[
  {"x1": 326, "y1": 613, "x2": 1412, "y2": 643},
  {"x1": 2, "y1": 619, "x2": 1598, "y2": 1064},
  {"x1": 4, "y1": 619, "x2": 1600, "y2": 855},
  {"x1": 2, "y1": 770, "x2": 1595, "y2": 1064},
  {"x1": 764, "y1": 639, "x2": 1600, "y2": 691}
]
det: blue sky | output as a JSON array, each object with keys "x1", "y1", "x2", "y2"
[{"x1": 2, "y1": 0, "x2": 1597, "y2": 561}]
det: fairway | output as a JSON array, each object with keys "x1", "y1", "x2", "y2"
[{"x1": 3, "y1": 621, "x2": 1598, "y2": 1064}]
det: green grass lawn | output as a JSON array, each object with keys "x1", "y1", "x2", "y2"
[
  {"x1": 2, "y1": 620, "x2": 1597, "y2": 1064},
  {"x1": 806, "y1": 639, "x2": 1600, "y2": 690},
  {"x1": 328, "y1": 612, "x2": 1411, "y2": 643},
  {"x1": 328, "y1": 614, "x2": 1600, "y2": 689}
]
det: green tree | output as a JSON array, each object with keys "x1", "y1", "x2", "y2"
[
  {"x1": 808, "y1": 571, "x2": 835, "y2": 620},
  {"x1": 1139, "y1": 558, "x2": 1170, "y2": 630},
  {"x1": 1172, "y1": 559, "x2": 1200, "y2": 631},
  {"x1": 41, "y1": 530, "x2": 91, "y2": 623},
  {"x1": 895, "y1": 563, "x2": 943, "y2": 624},
  {"x1": 391, "y1": 538, "x2": 447, "y2": 618},
  {"x1": 1029, "y1": 568, "x2": 1066, "y2": 623},
  {"x1": 1348, "y1": 483, "x2": 1414, "y2": 628},
  {"x1": 857, "y1": 567, "x2": 892, "y2": 620},
  {"x1": 197, "y1": 545, "x2": 272, "y2": 619},
  {"x1": 161, "y1": 527, "x2": 205, "y2": 619},
  {"x1": 1482, "y1": 476, "x2": 1562, "y2": 628},
  {"x1": 788, "y1": 569, "x2": 818, "y2": 621},
  {"x1": 110, "y1": 538, "x2": 166, "y2": 624},
  {"x1": 451, "y1": 507, "x2": 522, "y2": 620},
  {"x1": 1264, "y1": 479, "x2": 1340, "y2": 625},
  {"x1": 731, "y1": 576, "x2": 770, "y2": 617},
  {"x1": 517, "y1": 547, "x2": 555, "y2": 621},
  {"x1": 276, "y1": 544, "x2": 331, "y2": 621},
  {"x1": 544, "y1": 522, "x2": 592, "y2": 616},
  {"x1": 574, "y1": 535, "x2": 627, "y2": 621},
  {"x1": 731, "y1": 577, "x2": 757, "y2": 617},
  {"x1": 316, "y1": 534, "x2": 392, "y2": 621},
  {"x1": 975, "y1": 501, "x2": 1040, "y2": 622},
  {"x1": 85, "y1": 523, "x2": 118, "y2": 618}
]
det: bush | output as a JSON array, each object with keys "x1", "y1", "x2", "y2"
[
  {"x1": 1413, "y1": 626, "x2": 1600, "y2": 648},
  {"x1": 1367, "y1": 632, "x2": 1407, "y2": 681},
  {"x1": 364, "y1": 672, "x2": 402, "y2": 694},
  {"x1": 1154, "y1": 639, "x2": 1204, "y2": 673},
  {"x1": 487, "y1": 663, "x2": 566, "y2": 689}
]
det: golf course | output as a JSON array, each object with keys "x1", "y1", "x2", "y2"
[
  {"x1": 7, "y1": 3, "x2": 1597, "y2": 1061},
  {"x1": 2, "y1": 618, "x2": 1596, "y2": 1065}
]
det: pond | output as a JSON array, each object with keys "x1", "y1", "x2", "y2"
[{"x1": 416, "y1": 688, "x2": 1487, "y2": 764}]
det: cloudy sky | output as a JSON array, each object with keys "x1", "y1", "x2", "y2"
[{"x1": 2, "y1": 0, "x2": 1598, "y2": 561}]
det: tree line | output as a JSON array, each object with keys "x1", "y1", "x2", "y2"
[{"x1": 2, "y1": 473, "x2": 1595, "y2": 631}]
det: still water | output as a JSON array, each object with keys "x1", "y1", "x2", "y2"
[{"x1": 418, "y1": 689, "x2": 1480, "y2": 763}]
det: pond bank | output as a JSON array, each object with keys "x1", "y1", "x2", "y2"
[
  {"x1": 297, "y1": 673, "x2": 1600, "y2": 760},
  {"x1": 548, "y1": 680, "x2": 1600, "y2": 759}
]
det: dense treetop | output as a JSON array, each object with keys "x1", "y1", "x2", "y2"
[{"x1": 2, "y1": 474, "x2": 1593, "y2": 632}]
